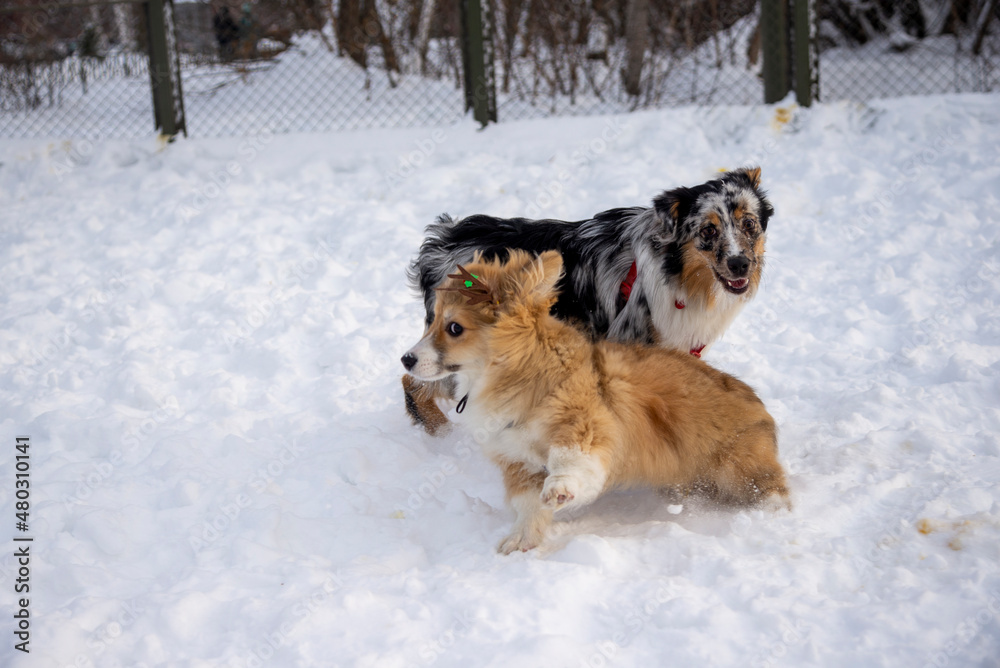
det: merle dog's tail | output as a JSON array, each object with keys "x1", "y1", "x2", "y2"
[
  {"x1": 407, "y1": 214, "x2": 466, "y2": 327},
  {"x1": 408, "y1": 211, "x2": 578, "y2": 326}
]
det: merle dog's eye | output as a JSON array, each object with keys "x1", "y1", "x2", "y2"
[
  {"x1": 446, "y1": 322, "x2": 464, "y2": 337},
  {"x1": 742, "y1": 217, "x2": 757, "y2": 232},
  {"x1": 700, "y1": 226, "x2": 718, "y2": 240}
]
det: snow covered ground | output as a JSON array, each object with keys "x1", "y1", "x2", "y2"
[{"x1": 1, "y1": 94, "x2": 999, "y2": 667}]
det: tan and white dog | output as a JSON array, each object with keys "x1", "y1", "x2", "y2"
[{"x1": 401, "y1": 250, "x2": 791, "y2": 554}]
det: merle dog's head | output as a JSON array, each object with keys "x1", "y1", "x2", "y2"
[{"x1": 653, "y1": 167, "x2": 774, "y2": 297}]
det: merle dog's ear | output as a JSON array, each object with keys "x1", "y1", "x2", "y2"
[
  {"x1": 653, "y1": 187, "x2": 696, "y2": 240},
  {"x1": 742, "y1": 166, "x2": 762, "y2": 189},
  {"x1": 736, "y1": 167, "x2": 774, "y2": 232},
  {"x1": 759, "y1": 196, "x2": 775, "y2": 232}
]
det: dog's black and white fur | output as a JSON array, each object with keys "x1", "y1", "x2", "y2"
[{"x1": 404, "y1": 167, "x2": 774, "y2": 432}]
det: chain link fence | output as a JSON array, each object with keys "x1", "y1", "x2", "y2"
[
  {"x1": 173, "y1": 0, "x2": 466, "y2": 136},
  {"x1": 0, "y1": 0, "x2": 156, "y2": 139},
  {"x1": 1, "y1": 0, "x2": 999, "y2": 140},
  {"x1": 0, "y1": 0, "x2": 469, "y2": 139},
  {"x1": 494, "y1": 0, "x2": 765, "y2": 120},
  {"x1": 815, "y1": 0, "x2": 1000, "y2": 101}
]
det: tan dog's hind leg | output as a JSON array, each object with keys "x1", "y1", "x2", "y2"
[
  {"x1": 711, "y1": 420, "x2": 792, "y2": 511},
  {"x1": 402, "y1": 375, "x2": 451, "y2": 436},
  {"x1": 498, "y1": 462, "x2": 552, "y2": 554}
]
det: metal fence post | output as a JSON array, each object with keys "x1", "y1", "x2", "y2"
[
  {"x1": 793, "y1": 0, "x2": 818, "y2": 106},
  {"x1": 145, "y1": 0, "x2": 183, "y2": 136},
  {"x1": 460, "y1": 0, "x2": 497, "y2": 127},
  {"x1": 761, "y1": 0, "x2": 790, "y2": 103}
]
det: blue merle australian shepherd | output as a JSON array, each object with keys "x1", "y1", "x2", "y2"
[{"x1": 402, "y1": 167, "x2": 774, "y2": 434}]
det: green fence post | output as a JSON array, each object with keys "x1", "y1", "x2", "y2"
[
  {"x1": 146, "y1": 0, "x2": 180, "y2": 136},
  {"x1": 460, "y1": 0, "x2": 497, "y2": 126},
  {"x1": 167, "y1": 0, "x2": 188, "y2": 137},
  {"x1": 761, "y1": 0, "x2": 790, "y2": 103},
  {"x1": 793, "y1": 0, "x2": 817, "y2": 106}
]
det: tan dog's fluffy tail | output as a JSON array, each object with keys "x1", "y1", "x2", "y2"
[{"x1": 402, "y1": 374, "x2": 451, "y2": 436}]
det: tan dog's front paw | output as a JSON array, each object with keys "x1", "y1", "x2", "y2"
[
  {"x1": 540, "y1": 475, "x2": 578, "y2": 510},
  {"x1": 498, "y1": 528, "x2": 542, "y2": 554}
]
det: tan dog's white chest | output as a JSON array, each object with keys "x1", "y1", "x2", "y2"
[{"x1": 460, "y1": 404, "x2": 548, "y2": 472}]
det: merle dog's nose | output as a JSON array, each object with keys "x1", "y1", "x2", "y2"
[
  {"x1": 401, "y1": 352, "x2": 417, "y2": 371},
  {"x1": 727, "y1": 255, "x2": 750, "y2": 277}
]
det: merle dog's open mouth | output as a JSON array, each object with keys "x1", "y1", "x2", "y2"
[{"x1": 716, "y1": 273, "x2": 750, "y2": 295}]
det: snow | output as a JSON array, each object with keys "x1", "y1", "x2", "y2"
[{"x1": 2, "y1": 93, "x2": 1000, "y2": 667}]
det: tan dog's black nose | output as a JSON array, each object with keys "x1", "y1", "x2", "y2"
[{"x1": 401, "y1": 352, "x2": 417, "y2": 371}]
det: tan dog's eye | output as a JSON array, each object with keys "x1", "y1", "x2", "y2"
[
  {"x1": 742, "y1": 217, "x2": 757, "y2": 233},
  {"x1": 446, "y1": 322, "x2": 464, "y2": 337},
  {"x1": 700, "y1": 226, "x2": 718, "y2": 240}
]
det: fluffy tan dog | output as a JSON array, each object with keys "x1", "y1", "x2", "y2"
[{"x1": 401, "y1": 250, "x2": 791, "y2": 554}]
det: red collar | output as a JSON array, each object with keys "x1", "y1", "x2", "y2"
[
  {"x1": 620, "y1": 262, "x2": 703, "y2": 358},
  {"x1": 619, "y1": 261, "x2": 638, "y2": 302}
]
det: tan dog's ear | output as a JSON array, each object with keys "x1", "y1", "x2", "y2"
[
  {"x1": 537, "y1": 250, "x2": 564, "y2": 296},
  {"x1": 492, "y1": 250, "x2": 564, "y2": 306},
  {"x1": 517, "y1": 250, "x2": 563, "y2": 300}
]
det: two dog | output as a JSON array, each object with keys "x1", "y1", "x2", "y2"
[
  {"x1": 401, "y1": 168, "x2": 789, "y2": 553},
  {"x1": 404, "y1": 167, "x2": 773, "y2": 434}
]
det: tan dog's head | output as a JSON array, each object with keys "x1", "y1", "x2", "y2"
[{"x1": 401, "y1": 250, "x2": 564, "y2": 381}]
